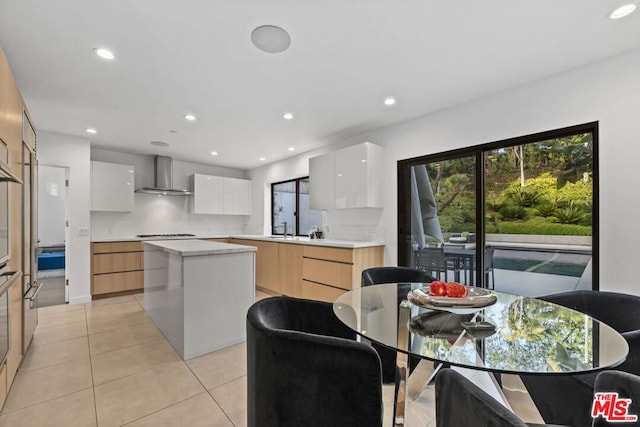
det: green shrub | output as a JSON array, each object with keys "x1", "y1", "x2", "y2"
[
  {"x1": 535, "y1": 204, "x2": 556, "y2": 217},
  {"x1": 499, "y1": 205, "x2": 528, "y2": 220},
  {"x1": 497, "y1": 219, "x2": 591, "y2": 236},
  {"x1": 542, "y1": 193, "x2": 568, "y2": 208},
  {"x1": 504, "y1": 187, "x2": 543, "y2": 207},
  {"x1": 485, "y1": 196, "x2": 504, "y2": 212},
  {"x1": 554, "y1": 206, "x2": 585, "y2": 224}
]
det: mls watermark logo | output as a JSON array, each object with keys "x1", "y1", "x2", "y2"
[{"x1": 592, "y1": 392, "x2": 638, "y2": 422}]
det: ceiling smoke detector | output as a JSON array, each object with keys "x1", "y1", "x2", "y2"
[{"x1": 251, "y1": 25, "x2": 291, "y2": 53}]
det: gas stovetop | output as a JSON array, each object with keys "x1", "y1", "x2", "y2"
[{"x1": 136, "y1": 233, "x2": 196, "y2": 238}]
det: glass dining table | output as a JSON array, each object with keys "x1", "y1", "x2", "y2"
[{"x1": 333, "y1": 283, "x2": 629, "y2": 426}]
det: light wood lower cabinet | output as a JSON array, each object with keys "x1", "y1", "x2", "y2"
[
  {"x1": 302, "y1": 245, "x2": 384, "y2": 303},
  {"x1": 229, "y1": 239, "x2": 280, "y2": 294},
  {"x1": 91, "y1": 241, "x2": 144, "y2": 296},
  {"x1": 230, "y1": 238, "x2": 383, "y2": 303},
  {"x1": 300, "y1": 280, "x2": 346, "y2": 302},
  {"x1": 7, "y1": 278, "x2": 23, "y2": 388},
  {"x1": 278, "y1": 243, "x2": 303, "y2": 298}
]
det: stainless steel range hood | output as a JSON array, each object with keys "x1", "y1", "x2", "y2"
[{"x1": 135, "y1": 155, "x2": 192, "y2": 195}]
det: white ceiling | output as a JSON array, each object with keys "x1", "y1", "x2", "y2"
[{"x1": 1, "y1": 1, "x2": 639, "y2": 170}]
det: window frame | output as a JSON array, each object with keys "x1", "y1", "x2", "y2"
[
  {"x1": 397, "y1": 121, "x2": 599, "y2": 290},
  {"x1": 271, "y1": 176, "x2": 310, "y2": 236}
]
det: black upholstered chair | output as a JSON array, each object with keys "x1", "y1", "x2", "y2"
[
  {"x1": 436, "y1": 369, "x2": 566, "y2": 427},
  {"x1": 246, "y1": 296, "x2": 383, "y2": 427},
  {"x1": 521, "y1": 290, "x2": 640, "y2": 427},
  {"x1": 593, "y1": 371, "x2": 640, "y2": 427},
  {"x1": 361, "y1": 266, "x2": 436, "y2": 289},
  {"x1": 361, "y1": 266, "x2": 435, "y2": 384}
]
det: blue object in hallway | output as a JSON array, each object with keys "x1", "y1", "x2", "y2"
[{"x1": 38, "y1": 252, "x2": 65, "y2": 270}]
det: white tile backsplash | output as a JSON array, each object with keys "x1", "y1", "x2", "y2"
[
  {"x1": 322, "y1": 208, "x2": 384, "y2": 241},
  {"x1": 91, "y1": 193, "x2": 245, "y2": 239}
]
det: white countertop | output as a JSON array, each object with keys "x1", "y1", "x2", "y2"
[
  {"x1": 92, "y1": 234, "x2": 384, "y2": 249},
  {"x1": 229, "y1": 235, "x2": 385, "y2": 249},
  {"x1": 92, "y1": 235, "x2": 228, "y2": 243},
  {"x1": 143, "y1": 240, "x2": 257, "y2": 256}
]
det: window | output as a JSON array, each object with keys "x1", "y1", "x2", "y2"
[
  {"x1": 398, "y1": 122, "x2": 598, "y2": 295},
  {"x1": 272, "y1": 177, "x2": 322, "y2": 236}
]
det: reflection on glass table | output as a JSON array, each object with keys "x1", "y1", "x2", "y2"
[{"x1": 333, "y1": 283, "x2": 629, "y2": 425}]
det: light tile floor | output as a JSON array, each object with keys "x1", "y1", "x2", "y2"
[{"x1": 0, "y1": 291, "x2": 540, "y2": 427}]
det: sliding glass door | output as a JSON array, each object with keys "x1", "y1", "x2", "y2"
[
  {"x1": 398, "y1": 123, "x2": 597, "y2": 295},
  {"x1": 409, "y1": 155, "x2": 477, "y2": 286}
]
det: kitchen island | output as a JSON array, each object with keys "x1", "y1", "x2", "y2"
[{"x1": 143, "y1": 239, "x2": 256, "y2": 360}]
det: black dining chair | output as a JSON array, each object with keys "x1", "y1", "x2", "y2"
[
  {"x1": 413, "y1": 247, "x2": 451, "y2": 282},
  {"x1": 521, "y1": 290, "x2": 640, "y2": 427},
  {"x1": 361, "y1": 266, "x2": 435, "y2": 384},
  {"x1": 246, "y1": 296, "x2": 383, "y2": 427},
  {"x1": 592, "y1": 371, "x2": 640, "y2": 427},
  {"x1": 484, "y1": 246, "x2": 496, "y2": 289},
  {"x1": 436, "y1": 368, "x2": 569, "y2": 427}
]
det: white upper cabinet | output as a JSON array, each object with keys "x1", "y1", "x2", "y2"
[
  {"x1": 309, "y1": 151, "x2": 335, "y2": 210},
  {"x1": 91, "y1": 161, "x2": 135, "y2": 212},
  {"x1": 309, "y1": 142, "x2": 383, "y2": 210},
  {"x1": 190, "y1": 174, "x2": 251, "y2": 215},
  {"x1": 223, "y1": 177, "x2": 251, "y2": 215},
  {"x1": 190, "y1": 174, "x2": 224, "y2": 214}
]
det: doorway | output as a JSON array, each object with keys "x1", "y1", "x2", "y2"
[{"x1": 37, "y1": 165, "x2": 69, "y2": 307}]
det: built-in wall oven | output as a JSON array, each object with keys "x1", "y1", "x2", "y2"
[{"x1": 0, "y1": 138, "x2": 24, "y2": 362}]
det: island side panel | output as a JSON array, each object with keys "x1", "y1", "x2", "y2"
[
  {"x1": 182, "y1": 251, "x2": 255, "y2": 359},
  {"x1": 143, "y1": 243, "x2": 185, "y2": 357}
]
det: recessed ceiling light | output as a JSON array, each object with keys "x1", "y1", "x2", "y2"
[
  {"x1": 609, "y1": 3, "x2": 637, "y2": 19},
  {"x1": 86, "y1": 128, "x2": 97, "y2": 134},
  {"x1": 288, "y1": 147, "x2": 295, "y2": 152},
  {"x1": 259, "y1": 157, "x2": 266, "y2": 161},
  {"x1": 150, "y1": 141, "x2": 170, "y2": 147},
  {"x1": 184, "y1": 114, "x2": 196, "y2": 121},
  {"x1": 283, "y1": 112, "x2": 294, "y2": 120},
  {"x1": 94, "y1": 48, "x2": 115, "y2": 60},
  {"x1": 211, "y1": 151, "x2": 218, "y2": 156},
  {"x1": 251, "y1": 25, "x2": 291, "y2": 53},
  {"x1": 384, "y1": 97, "x2": 396, "y2": 106}
]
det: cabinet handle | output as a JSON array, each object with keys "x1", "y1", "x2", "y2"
[
  {"x1": 0, "y1": 271, "x2": 22, "y2": 293},
  {"x1": 26, "y1": 282, "x2": 43, "y2": 302}
]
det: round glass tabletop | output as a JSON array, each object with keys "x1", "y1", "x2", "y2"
[{"x1": 333, "y1": 283, "x2": 629, "y2": 375}]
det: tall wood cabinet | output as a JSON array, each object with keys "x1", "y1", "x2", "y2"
[{"x1": 0, "y1": 45, "x2": 37, "y2": 407}]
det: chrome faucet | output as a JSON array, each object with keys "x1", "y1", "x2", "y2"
[{"x1": 276, "y1": 221, "x2": 291, "y2": 238}]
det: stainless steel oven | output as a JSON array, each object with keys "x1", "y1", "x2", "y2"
[
  {"x1": 0, "y1": 138, "x2": 24, "y2": 361},
  {"x1": 0, "y1": 271, "x2": 21, "y2": 366},
  {"x1": 0, "y1": 139, "x2": 19, "y2": 266}
]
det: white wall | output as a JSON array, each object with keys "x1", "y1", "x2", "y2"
[
  {"x1": 37, "y1": 131, "x2": 91, "y2": 304},
  {"x1": 247, "y1": 48, "x2": 640, "y2": 294},
  {"x1": 38, "y1": 165, "x2": 67, "y2": 247},
  {"x1": 90, "y1": 149, "x2": 249, "y2": 239}
]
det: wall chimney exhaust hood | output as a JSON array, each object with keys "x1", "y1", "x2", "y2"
[{"x1": 135, "y1": 155, "x2": 192, "y2": 195}]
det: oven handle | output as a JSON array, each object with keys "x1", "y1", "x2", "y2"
[
  {"x1": 0, "y1": 271, "x2": 22, "y2": 294},
  {"x1": 25, "y1": 282, "x2": 43, "y2": 302}
]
